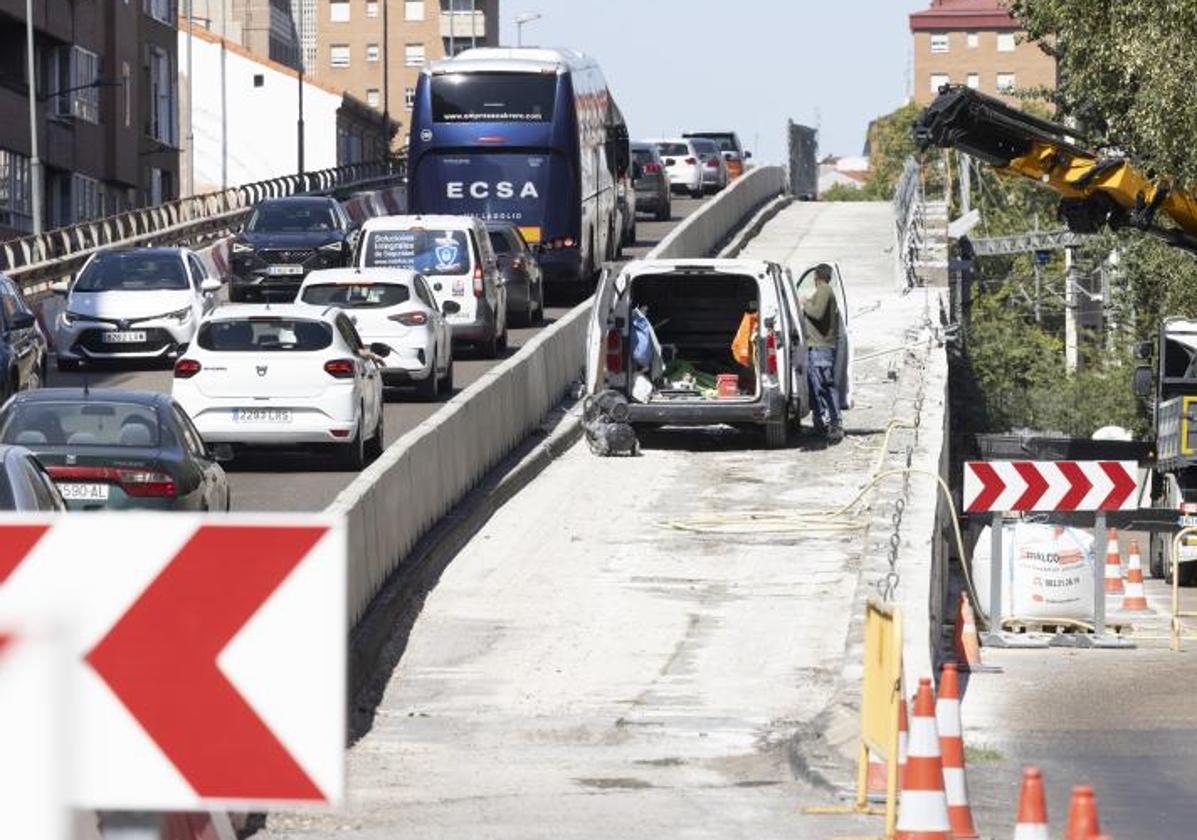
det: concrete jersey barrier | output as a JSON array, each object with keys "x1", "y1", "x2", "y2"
[{"x1": 333, "y1": 165, "x2": 788, "y2": 624}]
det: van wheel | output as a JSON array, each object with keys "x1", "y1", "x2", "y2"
[{"x1": 763, "y1": 419, "x2": 788, "y2": 449}]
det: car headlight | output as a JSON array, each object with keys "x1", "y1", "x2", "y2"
[
  {"x1": 163, "y1": 306, "x2": 193, "y2": 323},
  {"x1": 231, "y1": 241, "x2": 254, "y2": 254},
  {"x1": 319, "y1": 241, "x2": 344, "y2": 253},
  {"x1": 61, "y1": 309, "x2": 78, "y2": 326}
]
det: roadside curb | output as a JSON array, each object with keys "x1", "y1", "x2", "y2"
[
  {"x1": 347, "y1": 403, "x2": 583, "y2": 700},
  {"x1": 719, "y1": 194, "x2": 795, "y2": 258}
]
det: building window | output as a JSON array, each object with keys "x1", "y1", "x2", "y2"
[
  {"x1": 404, "y1": 86, "x2": 415, "y2": 110},
  {"x1": 966, "y1": 32, "x2": 978, "y2": 48},
  {"x1": 404, "y1": 43, "x2": 425, "y2": 66},
  {"x1": 330, "y1": 44, "x2": 350, "y2": 67},
  {"x1": 930, "y1": 73, "x2": 949, "y2": 94},
  {"x1": 996, "y1": 72, "x2": 1016, "y2": 92},
  {"x1": 330, "y1": 0, "x2": 349, "y2": 21},
  {"x1": 148, "y1": 47, "x2": 177, "y2": 145},
  {"x1": 966, "y1": 73, "x2": 979, "y2": 89},
  {"x1": 253, "y1": 73, "x2": 264, "y2": 87},
  {"x1": 997, "y1": 32, "x2": 1016, "y2": 52},
  {"x1": 143, "y1": 0, "x2": 174, "y2": 24},
  {"x1": 366, "y1": 88, "x2": 380, "y2": 108},
  {"x1": 0, "y1": 149, "x2": 33, "y2": 232},
  {"x1": 405, "y1": 0, "x2": 424, "y2": 20},
  {"x1": 366, "y1": 0, "x2": 378, "y2": 16},
  {"x1": 50, "y1": 47, "x2": 101, "y2": 124},
  {"x1": 366, "y1": 43, "x2": 380, "y2": 62},
  {"x1": 72, "y1": 174, "x2": 101, "y2": 223},
  {"x1": 930, "y1": 33, "x2": 949, "y2": 54}
]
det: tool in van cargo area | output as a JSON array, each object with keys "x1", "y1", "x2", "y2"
[
  {"x1": 716, "y1": 374, "x2": 740, "y2": 398},
  {"x1": 582, "y1": 390, "x2": 639, "y2": 457}
]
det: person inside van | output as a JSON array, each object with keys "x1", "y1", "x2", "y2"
[{"x1": 803, "y1": 264, "x2": 843, "y2": 443}]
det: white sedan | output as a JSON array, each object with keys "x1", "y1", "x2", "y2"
[
  {"x1": 53, "y1": 246, "x2": 221, "y2": 371},
  {"x1": 172, "y1": 304, "x2": 385, "y2": 469},
  {"x1": 297, "y1": 268, "x2": 455, "y2": 399}
]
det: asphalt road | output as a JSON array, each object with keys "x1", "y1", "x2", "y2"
[{"x1": 43, "y1": 197, "x2": 704, "y2": 512}]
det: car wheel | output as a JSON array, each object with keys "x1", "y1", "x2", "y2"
[
  {"x1": 497, "y1": 326, "x2": 509, "y2": 352},
  {"x1": 439, "y1": 358, "x2": 455, "y2": 392},
  {"x1": 627, "y1": 220, "x2": 637, "y2": 246},
  {"x1": 479, "y1": 332, "x2": 500, "y2": 359},
  {"x1": 366, "y1": 409, "x2": 384, "y2": 460},
  {"x1": 763, "y1": 418, "x2": 788, "y2": 449},
  {"x1": 690, "y1": 183, "x2": 703, "y2": 199},
  {"x1": 416, "y1": 364, "x2": 439, "y2": 400},
  {"x1": 339, "y1": 415, "x2": 367, "y2": 471},
  {"x1": 55, "y1": 356, "x2": 81, "y2": 373},
  {"x1": 535, "y1": 282, "x2": 545, "y2": 322},
  {"x1": 656, "y1": 201, "x2": 671, "y2": 222}
]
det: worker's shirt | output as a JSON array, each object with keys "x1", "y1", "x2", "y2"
[{"x1": 802, "y1": 283, "x2": 839, "y2": 349}]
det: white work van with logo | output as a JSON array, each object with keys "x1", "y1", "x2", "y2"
[
  {"x1": 355, "y1": 214, "x2": 509, "y2": 358},
  {"x1": 585, "y1": 258, "x2": 853, "y2": 447}
]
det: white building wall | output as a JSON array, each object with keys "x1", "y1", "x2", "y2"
[{"x1": 181, "y1": 31, "x2": 341, "y2": 194}]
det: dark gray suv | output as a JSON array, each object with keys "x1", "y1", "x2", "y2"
[{"x1": 631, "y1": 142, "x2": 672, "y2": 222}]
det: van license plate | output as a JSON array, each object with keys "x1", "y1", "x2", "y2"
[
  {"x1": 102, "y1": 331, "x2": 146, "y2": 343},
  {"x1": 57, "y1": 482, "x2": 110, "y2": 501},
  {"x1": 234, "y1": 408, "x2": 293, "y2": 423}
]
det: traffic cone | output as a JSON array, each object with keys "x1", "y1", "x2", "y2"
[
  {"x1": 1064, "y1": 785, "x2": 1100, "y2": 840},
  {"x1": 895, "y1": 677, "x2": 951, "y2": 840},
  {"x1": 953, "y1": 592, "x2": 1000, "y2": 673},
  {"x1": 1013, "y1": 766, "x2": 1049, "y2": 840},
  {"x1": 867, "y1": 682, "x2": 910, "y2": 795},
  {"x1": 937, "y1": 663, "x2": 978, "y2": 838},
  {"x1": 898, "y1": 688, "x2": 910, "y2": 788},
  {"x1": 1104, "y1": 529, "x2": 1124, "y2": 595},
  {"x1": 1121, "y1": 540, "x2": 1150, "y2": 612}
]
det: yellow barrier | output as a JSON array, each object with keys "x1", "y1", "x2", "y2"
[
  {"x1": 1170, "y1": 527, "x2": 1197, "y2": 651},
  {"x1": 804, "y1": 598, "x2": 903, "y2": 838}
]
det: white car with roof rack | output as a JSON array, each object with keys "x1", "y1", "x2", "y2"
[
  {"x1": 297, "y1": 267, "x2": 456, "y2": 399},
  {"x1": 171, "y1": 304, "x2": 386, "y2": 469}
]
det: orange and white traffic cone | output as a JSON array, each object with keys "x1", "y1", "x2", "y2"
[
  {"x1": 1013, "y1": 766, "x2": 1049, "y2": 840},
  {"x1": 1104, "y1": 529, "x2": 1124, "y2": 596},
  {"x1": 1121, "y1": 540, "x2": 1150, "y2": 612},
  {"x1": 895, "y1": 677, "x2": 951, "y2": 840},
  {"x1": 1064, "y1": 784, "x2": 1101, "y2": 840},
  {"x1": 937, "y1": 663, "x2": 978, "y2": 838},
  {"x1": 898, "y1": 688, "x2": 910, "y2": 788},
  {"x1": 954, "y1": 592, "x2": 1000, "y2": 673},
  {"x1": 868, "y1": 681, "x2": 910, "y2": 797}
]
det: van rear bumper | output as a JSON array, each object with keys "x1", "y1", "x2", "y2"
[{"x1": 626, "y1": 389, "x2": 785, "y2": 426}]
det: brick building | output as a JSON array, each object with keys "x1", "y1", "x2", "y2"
[
  {"x1": 188, "y1": 0, "x2": 303, "y2": 70},
  {"x1": 0, "y1": 0, "x2": 180, "y2": 237},
  {"x1": 909, "y1": 0, "x2": 1055, "y2": 106},
  {"x1": 314, "y1": 0, "x2": 499, "y2": 146}
]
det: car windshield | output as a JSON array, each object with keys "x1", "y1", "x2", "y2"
[
  {"x1": 488, "y1": 231, "x2": 515, "y2": 254},
  {"x1": 74, "y1": 252, "x2": 189, "y2": 292},
  {"x1": 656, "y1": 143, "x2": 689, "y2": 157},
  {"x1": 300, "y1": 283, "x2": 411, "y2": 308},
  {"x1": 692, "y1": 140, "x2": 719, "y2": 156},
  {"x1": 247, "y1": 203, "x2": 337, "y2": 233},
  {"x1": 632, "y1": 149, "x2": 655, "y2": 165},
  {"x1": 690, "y1": 134, "x2": 737, "y2": 153},
  {"x1": 0, "y1": 402, "x2": 161, "y2": 448},
  {"x1": 198, "y1": 318, "x2": 333, "y2": 352},
  {"x1": 362, "y1": 229, "x2": 473, "y2": 276}
]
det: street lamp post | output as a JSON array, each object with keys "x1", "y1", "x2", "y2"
[
  {"x1": 25, "y1": 0, "x2": 42, "y2": 235},
  {"x1": 515, "y1": 12, "x2": 541, "y2": 48}
]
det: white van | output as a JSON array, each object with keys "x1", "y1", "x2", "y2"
[
  {"x1": 355, "y1": 215, "x2": 509, "y2": 358},
  {"x1": 585, "y1": 258, "x2": 853, "y2": 447}
]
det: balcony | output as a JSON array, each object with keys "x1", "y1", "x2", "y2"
[{"x1": 440, "y1": 9, "x2": 486, "y2": 40}]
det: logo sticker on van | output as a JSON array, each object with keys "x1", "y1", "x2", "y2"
[{"x1": 434, "y1": 236, "x2": 462, "y2": 271}]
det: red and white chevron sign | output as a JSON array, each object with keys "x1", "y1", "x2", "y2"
[
  {"x1": 963, "y1": 460, "x2": 1140, "y2": 513},
  {"x1": 0, "y1": 515, "x2": 345, "y2": 810}
]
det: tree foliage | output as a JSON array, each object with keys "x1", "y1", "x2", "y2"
[{"x1": 823, "y1": 100, "x2": 936, "y2": 201}]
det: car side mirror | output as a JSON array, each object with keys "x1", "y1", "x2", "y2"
[
  {"x1": 368, "y1": 342, "x2": 392, "y2": 358},
  {"x1": 744, "y1": 150, "x2": 753, "y2": 159},
  {"x1": 1133, "y1": 365, "x2": 1153, "y2": 401},
  {"x1": 8, "y1": 311, "x2": 35, "y2": 330},
  {"x1": 200, "y1": 278, "x2": 221, "y2": 293},
  {"x1": 210, "y1": 443, "x2": 235, "y2": 463},
  {"x1": 442, "y1": 300, "x2": 461, "y2": 315},
  {"x1": 1134, "y1": 340, "x2": 1153, "y2": 361},
  {"x1": 50, "y1": 280, "x2": 70, "y2": 296}
]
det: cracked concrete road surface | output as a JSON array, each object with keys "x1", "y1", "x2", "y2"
[{"x1": 261, "y1": 202, "x2": 936, "y2": 839}]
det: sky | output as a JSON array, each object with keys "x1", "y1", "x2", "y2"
[{"x1": 495, "y1": 0, "x2": 929, "y2": 165}]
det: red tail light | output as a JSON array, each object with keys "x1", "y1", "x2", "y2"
[
  {"x1": 324, "y1": 358, "x2": 356, "y2": 378},
  {"x1": 46, "y1": 465, "x2": 176, "y2": 498},
  {"x1": 644, "y1": 162, "x2": 662, "y2": 174},
  {"x1": 704, "y1": 158, "x2": 719, "y2": 168},
  {"x1": 685, "y1": 157, "x2": 697, "y2": 165},
  {"x1": 174, "y1": 358, "x2": 201, "y2": 379},
  {"x1": 510, "y1": 257, "x2": 525, "y2": 270},
  {"x1": 605, "y1": 329, "x2": 623, "y2": 375},
  {"x1": 765, "y1": 332, "x2": 778, "y2": 376},
  {"x1": 473, "y1": 265, "x2": 484, "y2": 297},
  {"x1": 390, "y1": 312, "x2": 428, "y2": 326}
]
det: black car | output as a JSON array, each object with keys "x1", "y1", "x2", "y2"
[
  {"x1": 0, "y1": 272, "x2": 47, "y2": 399},
  {"x1": 229, "y1": 197, "x2": 358, "y2": 302},
  {"x1": 0, "y1": 443, "x2": 65, "y2": 511},
  {"x1": 0, "y1": 388, "x2": 231, "y2": 512},
  {"x1": 486, "y1": 222, "x2": 544, "y2": 327}
]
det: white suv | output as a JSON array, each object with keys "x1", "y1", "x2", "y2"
[
  {"x1": 648, "y1": 139, "x2": 704, "y2": 199},
  {"x1": 172, "y1": 304, "x2": 386, "y2": 469}
]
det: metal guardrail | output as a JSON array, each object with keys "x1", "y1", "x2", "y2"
[
  {"x1": 2, "y1": 158, "x2": 406, "y2": 297},
  {"x1": 893, "y1": 158, "x2": 924, "y2": 291}
]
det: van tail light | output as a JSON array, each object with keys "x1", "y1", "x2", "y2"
[
  {"x1": 390, "y1": 311, "x2": 428, "y2": 326},
  {"x1": 685, "y1": 157, "x2": 697, "y2": 165},
  {"x1": 765, "y1": 332, "x2": 778, "y2": 376},
  {"x1": 643, "y1": 162, "x2": 662, "y2": 174},
  {"x1": 605, "y1": 329, "x2": 623, "y2": 375},
  {"x1": 173, "y1": 358, "x2": 201, "y2": 379},
  {"x1": 510, "y1": 257, "x2": 525, "y2": 271},
  {"x1": 473, "y1": 265, "x2": 484, "y2": 297},
  {"x1": 324, "y1": 358, "x2": 356, "y2": 378},
  {"x1": 46, "y1": 465, "x2": 176, "y2": 498}
]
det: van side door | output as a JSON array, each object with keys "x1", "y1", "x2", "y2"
[
  {"x1": 585, "y1": 266, "x2": 629, "y2": 395},
  {"x1": 776, "y1": 266, "x2": 808, "y2": 416}
]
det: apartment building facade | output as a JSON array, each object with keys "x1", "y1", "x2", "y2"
[
  {"x1": 909, "y1": 0, "x2": 1055, "y2": 106},
  {"x1": 0, "y1": 0, "x2": 180, "y2": 238},
  {"x1": 314, "y1": 0, "x2": 499, "y2": 145},
  {"x1": 187, "y1": 0, "x2": 302, "y2": 69}
]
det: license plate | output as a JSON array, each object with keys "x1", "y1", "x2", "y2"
[
  {"x1": 102, "y1": 330, "x2": 146, "y2": 344},
  {"x1": 1181, "y1": 516, "x2": 1197, "y2": 528},
  {"x1": 234, "y1": 408, "x2": 293, "y2": 423},
  {"x1": 57, "y1": 482, "x2": 110, "y2": 501},
  {"x1": 266, "y1": 264, "x2": 305, "y2": 276}
]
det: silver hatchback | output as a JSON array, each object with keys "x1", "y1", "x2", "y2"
[{"x1": 632, "y1": 142, "x2": 672, "y2": 222}]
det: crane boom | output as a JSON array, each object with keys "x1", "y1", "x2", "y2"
[{"x1": 913, "y1": 86, "x2": 1197, "y2": 254}]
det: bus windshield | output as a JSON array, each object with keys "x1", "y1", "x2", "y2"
[{"x1": 431, "y1": 73, "x2": 557, "y2": 123}]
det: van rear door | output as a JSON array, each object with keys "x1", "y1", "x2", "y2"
[
  {"x1": 585, "y1": 266, "x2": 629, "y2": 394},
  {"x1": 789, "y1": 262, "x2": 854, "y2": 410}
]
